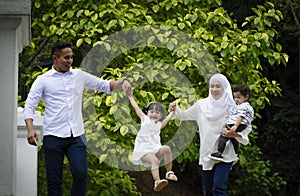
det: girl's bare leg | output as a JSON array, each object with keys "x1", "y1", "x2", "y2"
[
  {"x1": 156, "y1": 145, "x2": 172, "y2": 172},
  {"x1": 156, "y1": 146, "x2": 178, "y2": 181},
  {"x1": 141, "y1": 153, "x2": 161, "y2": 181}
]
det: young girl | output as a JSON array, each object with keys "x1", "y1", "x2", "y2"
[{"x1": 127, "y1": 90, "x2": 178, "y2": 192}]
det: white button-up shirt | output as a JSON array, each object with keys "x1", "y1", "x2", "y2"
[{"x1": 24, "y1": 67, "x2": 111, "y2": 138}]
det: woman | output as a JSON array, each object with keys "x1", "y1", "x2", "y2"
[{"x1": 169, "y1": 73, "x2": 251, "y2": 195}]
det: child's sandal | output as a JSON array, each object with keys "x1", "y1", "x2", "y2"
[
  {"x1": 165, "y1": 171, "x2": 178, "y2": 181},
  {"x1": 153, "y1": 179, "x2": 168, "y2": 192}
]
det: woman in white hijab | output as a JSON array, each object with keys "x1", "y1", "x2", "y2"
[{"x1": 169, "y1": 73, "x2": 251, "y2": 195}]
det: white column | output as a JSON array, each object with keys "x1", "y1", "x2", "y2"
[
  {"x1": 0, "y1": 0, "x2": 31, "y2": 195},
  {"x1": 0, "y1": 19, "x2": 19, "y2": 195}
]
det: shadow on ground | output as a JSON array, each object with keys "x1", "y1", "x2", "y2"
[{"x1": 129, "y1": 162, "x2": 203, "y2": 196}]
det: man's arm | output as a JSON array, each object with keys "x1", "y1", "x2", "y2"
[
  {"x1": 25, "y1": 118, "x2": 38, "y2": 146},
  {"x1": 110, "y1": 79, "x2": 131, "y2": 94},
  {"x1": 23, "y1": 77, "x2": 43, "y2": 146}
]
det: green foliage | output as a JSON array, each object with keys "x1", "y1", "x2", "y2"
[
  {"x1": 230, "y1": 143, "x2": 286, "y2": 195},
  {"x1": 38, "y1": 149, "x2": 140, "y2": 195},
  {"x1": 256, "y1": 90, "x2": 300, "y2": 194},
  {"x1": 18, "y1": 66, "x2": 48, "y2": 110},
  {"x1": 87, "y1": 151, "x2": 140, "y2": 196},
  {"x1": 19, "y1": 0, "x2": 290, "y2": 195}
]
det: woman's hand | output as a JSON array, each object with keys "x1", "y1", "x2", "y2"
[
  {"x1": 168, "y1": 101, "x2": 176, "y2": 112},
  {"x1": 221, "y1": 126, "x2": 241, "y2": 138}
]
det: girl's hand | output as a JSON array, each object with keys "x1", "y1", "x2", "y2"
[
  {"x1": 169, "y1": 110, "x2": 175, "y2": 115},
  {"x1": 122, "y1": 79, "x2": 132, "y2": 95},
  {"x1": 126, "y1": 88, "x2": 133, "y2": 97}
]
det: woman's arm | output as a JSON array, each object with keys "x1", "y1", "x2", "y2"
[
  {"x1": 169, "y1": 101, "x2": 199, "y2": 121},
  {"x1": 222, "y1": 125, "x2": 252, "y2": 145}
]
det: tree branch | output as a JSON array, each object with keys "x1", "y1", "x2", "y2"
[
  {"x1": 24, "y1": 36, "x2": 50, "y2": 70},
  {"x1": 288, "y1": 0, "x2": 300, "y2": 30}
]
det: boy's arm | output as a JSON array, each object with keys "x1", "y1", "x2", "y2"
[
  {"x1": 161, "y1": 111, "x2": 175, "y2": 129},
  {"x1": 229, "y1": 116, "x2": 244, "y2": 132}
]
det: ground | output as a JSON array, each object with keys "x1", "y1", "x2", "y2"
[{"x1": 129, "y1": 162, "x2": 203, "y2": 196}]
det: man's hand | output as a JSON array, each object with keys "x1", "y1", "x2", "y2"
[
  {"x1": 27, "y1": 129, "x2": 38, "y2": 146},
  {"x1": 25, "y1": 118, "x2": 38, "y2": 146}
]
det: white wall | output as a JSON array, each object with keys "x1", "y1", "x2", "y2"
[{"x1": 16, "y1": 108, "x2": 43, "y2": 196}]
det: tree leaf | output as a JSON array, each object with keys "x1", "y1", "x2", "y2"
[
  {"x1": 162, "y1": 92, "x2": 169, "y2": 100},
  {"x1": 120, "y1": 126, "x2": 129, "y2": 136},
  {"x1": 76, "y1": 38, "x2": 84, "y2": 47}
]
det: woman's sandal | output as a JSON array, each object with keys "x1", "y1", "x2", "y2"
[
  {"x1": 165, "y1": 171, "x2": 178, "y2": 181},
  {"x1": 153, "y1": 179, "x2": 168, "y2": 192}
]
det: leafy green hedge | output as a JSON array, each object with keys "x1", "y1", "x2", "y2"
[{"x1": 37, "y1": 149, "x2": 140, "y2": 195}]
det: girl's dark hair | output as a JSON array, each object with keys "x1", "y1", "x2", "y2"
[
  {"x1": 51, "y1": 42, "x2": 72, "y2": 57},
  {"x1": 142, "y1": 102, "x2": 165, "y2": 121},
  {"x1": 233, "y1": 84, "x2": 251, "y2": 97}
]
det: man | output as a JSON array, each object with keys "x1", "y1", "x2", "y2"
[{"x1": 23, "y1": 42, "x2": 131, "y2": 195}]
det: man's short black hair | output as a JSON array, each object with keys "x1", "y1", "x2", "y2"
[{"x1": 51, "y1": 42, "x2": 72, "y2": 57}]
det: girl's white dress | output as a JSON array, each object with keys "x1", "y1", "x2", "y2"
[{"x1": 132, "y1": 115, "x2": 162, "y2": 167}]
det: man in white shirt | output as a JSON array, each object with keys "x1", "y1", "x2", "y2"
[{"x1": 23, "y1": 42, "x2": 131, "y2": 196}]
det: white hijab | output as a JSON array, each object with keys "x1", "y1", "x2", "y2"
[{"x1": 200, "y1": 74, "x2": 235, "y2": 121}]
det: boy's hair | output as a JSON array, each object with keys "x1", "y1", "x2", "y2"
[
  {"x1": 233, "y1": 84, "x2": 251, "y2": 98},
  {"x1": 51, "y1": 42, "x2": 72, "y2": 57},
  {"x1": 142, "y1": 102, "x2": 165, "y2": 121}
]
